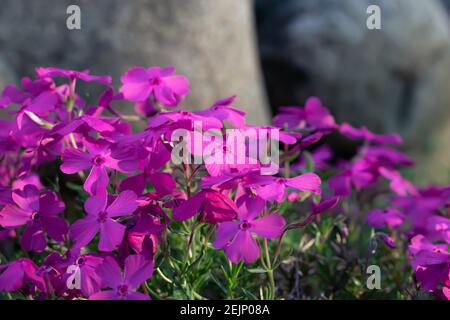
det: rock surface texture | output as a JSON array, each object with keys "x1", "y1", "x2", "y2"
[{"x1": 256, "y1": 0, "x2": 450, "y2": 183}]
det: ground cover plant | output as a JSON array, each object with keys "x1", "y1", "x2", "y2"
[{"x1": 0, "y1": 66, "x2": 448, "y2": 300}]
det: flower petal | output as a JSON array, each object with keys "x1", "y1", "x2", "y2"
[
  {"x1": 69, "y1": 216, "x2": 99, "y2": 248},
  {"x1": 60, "y1": 148, "x2": 92, "y2": 174},
  {"x1": 106, "y1": 190, "x2": 138, "y2": 218},
  {"x1": 98, "y1": 219, "x2": 125, "y2": 252},
  {"x1": 250, "y1": 214, "x2": 285, "y2": 239},
  {"x1": 124, "y1": 254, "x2": 154, "y2": 289},
  {"x1": 213, "y1": 221, "x2": 239, "y2": 249},
  {"x1": 84, "y1": 166, "x2": 109, "y2": 196},
  {"x1": 224, "y1": 231, "x2": 260, "y2": 264}
]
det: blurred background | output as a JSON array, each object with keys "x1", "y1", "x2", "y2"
[{"x1": 0, "y1": 0, "x2": 449, "y2": 184}]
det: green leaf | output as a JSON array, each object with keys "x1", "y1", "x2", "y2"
[{"x1": 246, "y1": 268, "x2": 268, "y2": 274}]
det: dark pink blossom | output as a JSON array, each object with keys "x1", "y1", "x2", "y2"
[
  {"x1": 244, "y1": 172, "x2": 321, "y2": 202},
  {"x1": 365, "y1": 208, "x2": 406, "y2": 229},
  {"x1": 0, "y1": 258, "x2": 46, "y2": 292},
  {"x1": 119, "y1": 66, "x2": 189, "y2": 106},
  {"x1": 213, "y1": 196, "x2": 285, "y2": 264},
  {"x1": 69, "y1": 190, "x2": 138, "y2": 251},
  {"x1": 0, "y1": 185, "x2": 67, "y2": 252},
  {"x1": 60, "y1": 138, "x2": 139, "y2": 195},
  {"x1": 89, "y1": 254, "x2": 153, "y2": 300},
  {"x1": 173, "y1": 189, "x2": 238, "y2": 223},
  {"x1": 36, "y1": 67, "x2": 112, "y2": 85}
]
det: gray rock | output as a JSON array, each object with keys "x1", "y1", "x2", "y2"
[
  {"x1": 0, "y1": 0, "x2": 269, "y2": 124},
  {"x1": 257, "y1": 0, "x2": 450, "y2": 147}
]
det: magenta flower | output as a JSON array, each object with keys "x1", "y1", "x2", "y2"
[
  {"x1": 244, "y1": 172, "x2": 321, "y2": 202},
  {"x1": 60, "y1": 249, "x2": 104, "y2": 297},
  {"x1": 426, "y1": 216, "x2": 450, "y2": 244},
  {"x1": 0, "y1": 185, "x2": 67, "y2": 252},
  {"x1": 36, "y1": 67, "x2": 112, "y2": 85},
  {"x1": 69, "y1": 190, "x2": 138, "y2": 252},
  {"x1": 0, "y1": 258, "x2": 45, "y2": 292},
  {"x1": 173, "y1": 190, "x2": 238, "y2": 223},
  {"x1": 119, "y1": 66, "x2": 189, "y2": 106},
  {"x1": 408, "y1": 235, "x2": 450, "y2": 293},
  {"x1": 365, "y1": 208, "x2": 406, "y2": 229},
  {"x1": 196, "y1": 96, "x2": 246, "y2": 128},
  {"x1": 340, "y1": 123, "x2": 402, "y2": 145},
  {"x1": 213, "y1": 196, "x2": 285, "y2": 264},
  {"x1": 60, "y1": 138, "x2": 139, "y2": 195},
  {"x1": 89, "y1": 254, "x2": 153, "y2": 300},
  {"x1": 273, "y1": 97, "x2": 336, "y2": 131}
]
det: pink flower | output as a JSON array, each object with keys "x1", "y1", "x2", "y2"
[
  {"x1": 213, "y1": 196, "x2": 285, "y2": 264},
  {"x1": 60, "y1": 138, "x2": 139, "y2": 195},
  {"x1": 0, "y1": 258, "x2": 46, "y2": 292},
  {"x1": 408, "y1": 235, "x2": 450, "y2": 293},
  {"x1": 365, "y1": 208, "x2": 406, "y2": 229},
  {"x1": 340, "y1": 123, "x2": 402, "y2": 145},
  {"x1": 89, "y1": 255, "x2": 153, "y2": 300},
  {"x1": 119, "y1": 66, "x2": 189, "y2": 106},
  {"x1": 0, "y1": 185, "x2": 67, "y2": 252},
  {"x1": 36, "y1": 67, "x2": 112, "y2": 85},
  {"x1": 173, "y1": 190, "x2": 238, "y2": 223},
  {"x1": 69, "y1": 190, "x2": 138, "y2": 251},
  {"x1": 195, "y1": 96, "x2": 246, "y2": 128},
  {"x1": 61, "y1": 250, "x2": 104, "y2": 297},
  {"x1": 273, "y1": 97, "x2": 336, "y2": 131},
  {"x1": 244, "y1": 172, "x2": 321, "y2": 202}
]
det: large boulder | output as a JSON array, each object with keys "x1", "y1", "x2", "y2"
[
  {"x1": 0, "y1": 0, "x2": 269, "y2": 124},
  {"x1": 256, "y1": 0, "x2": 450, "y2": 183}
]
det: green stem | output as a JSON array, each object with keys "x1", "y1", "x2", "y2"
[{"x1": 263, "y1": 239, "x2": 275, "y2": 300}]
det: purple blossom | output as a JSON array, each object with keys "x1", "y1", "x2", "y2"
[
  {"x1": 173, "y1": 189, "x2": 238, "y2": 223},
  {"x1": 244, "y1": 172, "x2": 321, "y2": 202},
  {"x1": 36, "y1": 67, "x2": 112, "y2": 85},
  {"x1": 365, "y1": 208, "x2": 406, "y2": 229},
  {"x1": 119, "y1": 66, "x2": 189, "y2": 106},
  {"x1": 213, "y1": 196, "x2": 285, "y2": 264},
  {"x1": 0, "y1": 185, "x2": 67, "y2": 252},
  {"x1": 89, "y1": 254, "x2": 153, "y2": 300},
  {"x1": 69, "y1": 190, "x2": 138, "y2": 251},
  {"x1": 60, "y1": 138, "x2": 139, "y2": 195}
]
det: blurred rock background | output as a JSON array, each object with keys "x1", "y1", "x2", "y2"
[
  {"x1": 0, "y1": 0, "x2": 449, "y2": 183},
  {"x1": 255, "y1": 0, "x2": 450, "y2": 184}
]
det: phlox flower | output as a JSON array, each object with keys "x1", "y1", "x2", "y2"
[
  {"x1": 119, "y1": 66, "x2": 189, "y2": 106},
  {"x1": 173, "y1": 189, "x2": 238, "y2": 223},
  {"x1": 89, "y1": 254, "x2": 153, "y2": 300},
  {"x1": 339, "y1": 123, "x2": 402, "y2": 145},
  {"x1": 408, "y1": 235, "x2": 450, "y2": 295},
  {"x1": 273, "y1": 96, "x2": 336, "y2": 131},
  {"x1": 36, "y1": 67, "x2": 112, "y2": 85},
  {"x1": 244, "y1": 172, "x2": 321, "y2": 202},
  {"x1": 0, "y1": 258, "x2": 45, "y2": 292},
  {"x1": 59, "y1": 248, "x2": 104, "y2": 297},
  {"x1": 60, "y1": 138, "x2": 139, "y2": 195},
  {"x1": 365, "y1": 208, "x2": 406, "y2": 229},
  {"x1": 195, "y1": 96, "x2": 246, "y2": 128},
  {"x1": 213, "y1": 195, "x2": 285, "y2": 264},
  {"x1": 69, "y1": 190, "x2": 138, "y2": 252},
  {"x1": 0, "y1": 185, "x2": 67, "y2": 252}
]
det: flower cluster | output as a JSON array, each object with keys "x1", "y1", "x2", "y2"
[{"x1": 0, "y1": 66, "x2": 448, "y2": 300}]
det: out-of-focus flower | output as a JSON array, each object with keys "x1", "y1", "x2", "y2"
[{"x1": 119, "y1": 66, "x2": 189, "y2": 106}]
